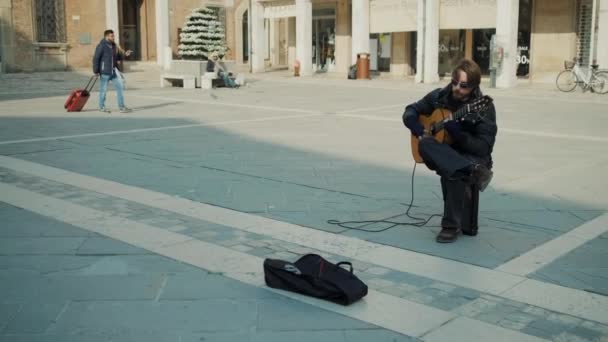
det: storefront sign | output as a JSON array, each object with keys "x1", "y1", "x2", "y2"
[
  {"x1": 517, "y1": 46, "x2": 530, "y2": 64},
  {"x1": 264, "y1": 3, "x2": 296, "y2": 19},
  {"x1": 370, "y1": 0, "x2": 417, "y2": 33},
  {"x1": 440, "y1": 0, "x2": 496, "y2": 29}
]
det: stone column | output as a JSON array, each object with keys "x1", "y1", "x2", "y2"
[
  {"x1": 0, "y1": 0, "x2": 14, "y2": 72},
  {"x1": 391, "y1": 32, "x2": 408, "y2": 77},
  {"x1": 288, "y1": 17, "x2": 296, "y2": 70},
  {"x1": 106, "y1": 0, "x2": 120, "y2": 45},
  {"x1": 596, "y1": 0, "x2": 608, "y2": 68},
  {"x1": 296, "y1": 0, "x2": 312, "y2": 76},
  {"x1": 335, "y1": 0, "x2": 351, "y2": 73},
  {"x1": 465, "y1": 29, "x2": 473, "y2": 59},
  {"x1": 415, "y1": 0, "x2": 424, "y2": 83},
  {"x1": 155, "y1": 0, "x2": 170, "y2": 69},
  {"x1": 224, "y1": 7, "x2": 236, "y2": 61},
  {"x1": 423, "y1": 0, "x2": 439, "y2": 83},
  {"x1": 351, "y1": 0, "x2": 370, "y2": 63},
  {"x1": 496, "y1": 0, "x2": 519, "y2": 88},
  {"x1": 250, "y1": 0, "x2": 266, "y2": 73},
  {"x1": 270, "y1": 19, "x2": 280, "y2": 67}
]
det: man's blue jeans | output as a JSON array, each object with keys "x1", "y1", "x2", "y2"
[
  {"x1": 99, "y1": 74, "x2": 125, "y2": 109},
  {"x1": 220, "y1": 72, "x2": 237, "y2": 88}
]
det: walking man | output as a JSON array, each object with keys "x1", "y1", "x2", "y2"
[{"x1": 93, "y1": 29, "x2": 131, "y2": 113}]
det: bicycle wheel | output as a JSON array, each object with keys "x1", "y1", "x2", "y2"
[
  {"x1": 556, "y1": 70, "x2": 578, "y2": 92},
  {"x1": 590, "y1": 71, "x2": 608, "y2": 94}
]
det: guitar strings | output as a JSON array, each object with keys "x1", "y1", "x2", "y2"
[{"x1": 327, "y1": 163, "x2": 443, "y2": 233}]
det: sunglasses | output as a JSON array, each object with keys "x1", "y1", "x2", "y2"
[{"x1": 451, "y1": 79, "x2": 471, "y2": 89}]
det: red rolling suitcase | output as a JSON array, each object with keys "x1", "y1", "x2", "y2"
[{"x1": 65, "y1": 76, "x2": 98, "y2": 112}]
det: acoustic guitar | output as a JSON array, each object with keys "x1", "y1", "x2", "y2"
[{"x1": 411, "y1": 95, "x2": 493, "y2": 163}]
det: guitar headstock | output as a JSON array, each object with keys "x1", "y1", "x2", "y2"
[
  {"x1": 455, "y1": 95, "x2": 493, "y2": 122},
  {"x1": 469, "y1": 95, "x2": 493, "y2": 113}
]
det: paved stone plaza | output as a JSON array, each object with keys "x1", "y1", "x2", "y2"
[{"x1": 0, "y1": 69, "x2": 607, "y2": 341}]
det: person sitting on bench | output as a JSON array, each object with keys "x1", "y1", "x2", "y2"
[{"x1": 207, "y1": 52, "x2": 238, "y2": 88}]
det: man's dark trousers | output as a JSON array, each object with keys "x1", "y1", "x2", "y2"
[{"x1": 418, "y1": 137, "x2": 482, "y2": 231}]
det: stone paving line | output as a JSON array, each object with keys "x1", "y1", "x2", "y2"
[
  {"x1": 0, "y1": 113, "x2": 324, "y2": 146},
  {"x1": 2, "y1": 155, "x2": 608, "y2": 318},
  {"x1": 1, "y1": 166, "x2": 607, "y2": 341},
  {"x1": 0, "y1": 182, "x2": 485, "y2": 340},
  {"x1": 1, "y1": 208, "x2": 424, "y2": 341},
  {"x1": 2, "y1": 69, "x2": 608, "y2": 106}
]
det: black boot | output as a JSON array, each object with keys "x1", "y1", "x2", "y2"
[
  {"x1": 461, "y1": 227, "x2": 478, "y2": 236},
  {"x1": 436, "y1": 227, "x2": 460, "y2": 243}
]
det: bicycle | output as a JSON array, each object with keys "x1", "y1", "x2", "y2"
[{"x1": 556, "y1": 58, "x2": 608, "y2": 94}]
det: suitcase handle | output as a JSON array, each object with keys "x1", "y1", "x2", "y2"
[{"x1": 85, "y1": 75, "x2": 99, "y2": 92}]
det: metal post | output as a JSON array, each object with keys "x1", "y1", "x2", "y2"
[
  {"x1": 489, "y1": 34, "x2": 497, "y2": 88},
  {"x1": 590, "y1": 0, "x2": 599, "y2": 66}
]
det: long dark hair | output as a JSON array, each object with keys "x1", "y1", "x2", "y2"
[{"x1": 452, "y1": 58, "x2": 481, "y2": 88}]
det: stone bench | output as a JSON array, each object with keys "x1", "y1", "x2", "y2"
[
  {"x1": 200, "y1": 72, "x2": 225, "y2": 90},
  {"x1": 160, "y1": 74, "x2": 196, "y2": 89},
  {"x1": 170, "y1": 60, "x2": 237, "y2": 87}
]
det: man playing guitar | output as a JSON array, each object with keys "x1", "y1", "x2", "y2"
[{"x1": 403, "y1": 59, "x2": 497, "y2": 243}]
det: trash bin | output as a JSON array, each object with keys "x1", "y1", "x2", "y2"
[{"x1": 356, "y1": 53, "x2": 370, "y2": 80}]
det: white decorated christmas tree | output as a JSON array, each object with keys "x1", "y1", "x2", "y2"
[{"x1": 178, "y1": 7, "x2": 227, "y2": 60}]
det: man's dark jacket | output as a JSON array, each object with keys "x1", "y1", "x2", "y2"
[
  {"x1": 402, "y1": 84, "x2": 498, "y2": 166},
  {"x1": 92, "y1": 39, "x2": 122, "y2": 76}
]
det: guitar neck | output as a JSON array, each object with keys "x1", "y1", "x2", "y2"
[
  {"x1": 428, "y1": 97, "x2": 491, "y2": 134},
  {"x1": 453, "y1": 104, "x2": 470, "y2": 121}
]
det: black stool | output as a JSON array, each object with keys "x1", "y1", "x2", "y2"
[{"x1": 461, "y1": 184, "x2": 480, "y2": 236}]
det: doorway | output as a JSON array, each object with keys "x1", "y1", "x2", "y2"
[
  {"x1": 120, "y1": 0, "x2": 142, "y2": 60},
  {"x1": 472, "y1": 29, "x2": 495, "y2": 75},
  {"x1": 312, "y1": 8, "x2": 335, "y2": 72},
  {"x1": 243, "y1": 11, "x2": 249, "y2": 63},
  {"x1": 278, "y1": 18, "x2": 288, "y2": 66}
]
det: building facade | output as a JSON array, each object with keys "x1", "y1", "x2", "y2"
[{"x1": 0, "y1": 0, "x2": 606, "y2": 87}]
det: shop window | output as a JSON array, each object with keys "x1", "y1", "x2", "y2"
[
  {"x1": 517, "y1": 0, "x2": 532, "y2": 76},
  {"x1": 438, "y1": 29, "x2": 465, "y2": 76},
  {"x1": 473, "y1": 29, "x2": 495, "y2": 75},
  {"x1": 312, "y1": 7, "x2": 336, "y2": 72}
]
